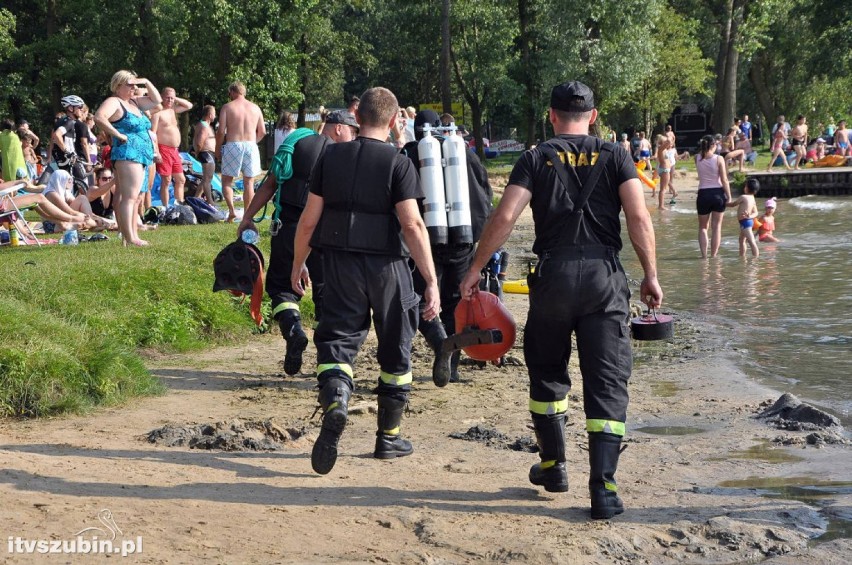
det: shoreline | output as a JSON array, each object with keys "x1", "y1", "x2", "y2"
[
  {"x1": 0, "y1": 305, "x2": 849, "y2": 563},
  {"x1": 0, "y1": 168, "x2": 850, "y2": 563}
]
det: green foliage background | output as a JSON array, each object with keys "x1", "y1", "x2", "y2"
[{"x1": 2, "y1": 1, "x2": 849, "y2": 144}]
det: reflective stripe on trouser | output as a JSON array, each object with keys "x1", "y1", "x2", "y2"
[
  {"x1": 315, "y1": 250, "x2": 419, "y2": 377},
  {"x1": 272, "y1": 302, "x2": 299, "y2": 318},
  {"x1": 317, "y1": 363, "x2": 353, "y2": 378},
  {"x1": 266, "y1": 221, "x2": 324, "y2": 322},
  {"x1": 529, "y1": 398, "x2": 569, "y2": 416},
  {"x1": 586, "y1": 419, "x2": 625, "y2": 437},
  {"x1": 524, "y1": 254, "x2": 632, "y2": 423},
  {"x1": 379, "y1": 370, "x2": 413, "y2": 387}
]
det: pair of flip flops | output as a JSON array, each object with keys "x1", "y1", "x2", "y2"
[{"x1": 79, "y1": 233, "x2": 109, "y2": 243}]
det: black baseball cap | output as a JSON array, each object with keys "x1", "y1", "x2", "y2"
[
  {"x1": 325, "y1": 110, "x2": 359, "y2": 129},
  {"x1": 550, "y1": 80, "x2": 595, "y2": 112}
]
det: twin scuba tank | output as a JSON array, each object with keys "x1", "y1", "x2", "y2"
[{"x1": 417, "y1": 124, "x2": 473, "y2": 246}]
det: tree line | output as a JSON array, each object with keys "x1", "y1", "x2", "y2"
[{"x1": 1, "y1": 0, "x2": 849, "y2": 153}]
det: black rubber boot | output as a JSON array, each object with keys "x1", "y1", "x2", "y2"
[
  {"x1": 279, "y1": 314, "x2": 308, "y2": 376},
  {"x1": 449, "y1": 350, "x2": 461, "y2": 383},
  {"x1": 374, "y1": 395, "x2": 414, "y2": 459},
  {"x1": 588, "y1": 432, "x2": 624, "y2": 519},
  {"x1": 422, "y1": 321, "x2": 452, "y2": 388},
  {"x1": 529, "y1": 412, "x2": 569, "y2": 492},
  {"x1": 311, "y1": 376, "x2": 351, "y2": 475}
]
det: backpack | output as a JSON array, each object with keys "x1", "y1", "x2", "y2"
[
  {"x1": 185, "y1": 196, "x2": 227, "y2": 224},
  {"x1": 162, "y1": 204, "x2": 197, "y2": 225}
]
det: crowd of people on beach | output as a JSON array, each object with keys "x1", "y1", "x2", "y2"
[{"x1": 0, "y1": 73, "x2": 471, "y2": 247}]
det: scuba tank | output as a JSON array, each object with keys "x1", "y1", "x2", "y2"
[
  {"x1": 417, "y1": 123, "x2": 448, "y2": 245},
  {"x1": 441, "y1": 125, "x2": 473, "y2": 245}
]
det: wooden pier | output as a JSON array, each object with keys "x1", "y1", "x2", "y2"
[{"x1": 746, "y1": 167, "x2": 852, "y2": 198}]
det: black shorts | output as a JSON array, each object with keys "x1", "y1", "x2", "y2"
[
  {"x1": 696, "y1": 187, "x2": 727, "y2": 215},
  {"x1": 198, "y1": 150, "x2": 215, "y2": 165}
]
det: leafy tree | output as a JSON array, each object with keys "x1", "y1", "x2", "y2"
[
  {"x1": 512, "y1": 0, "x2": 661, "y2": 146},
  {"x1": 450, "y1": 0, "x2": 518, "y2": 156},
  {"x1": 629, "y1": 6, "x2": 711, "y2": 135},
  {"x1": 672, "y1": 0, "x2": 789, "y2": 134},
  {"x1": 745, "y1": 0, "x2": 852, "y2": 131}
]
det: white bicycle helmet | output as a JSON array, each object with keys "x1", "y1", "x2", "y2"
[{"x1": 60, "y1": 95, "x2": 85, "y2": 108}]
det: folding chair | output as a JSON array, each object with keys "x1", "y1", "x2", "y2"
[{"x1": 0, "y1": 181, "x2": 42, "y2": 246}]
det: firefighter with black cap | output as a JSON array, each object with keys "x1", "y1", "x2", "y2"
[
  {"x1": 401, "y1": 110, "x2": 493, "y2": 385},
  {"x1": 291, "y1": 87, "x2": 440, "y2": 475},
  {"x1": 238, "y1": 110, "x2": 359, "y2": 376},
  {"x1": 459, "y1": 80, "x2": 663, "y2": 519}
]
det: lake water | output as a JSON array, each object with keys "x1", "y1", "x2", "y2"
[{"x1": 619, "y1": 194, "x2": 852, "y2": 426}]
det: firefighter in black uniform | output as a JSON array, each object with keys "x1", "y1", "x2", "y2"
[
  {"x1": 400, "y1": 110, "x2": 493, "y2": 385},
  {"x1": 460, "y1": 81, "x2": 663, "y2": 519},
  {"x1": 238, "y1": 111, "x2": 358, "y2": 375},
  {"x1": 292, "y1": 87, "x2": 440, "y2": 475}
]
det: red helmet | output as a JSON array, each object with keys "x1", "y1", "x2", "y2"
[{"x1": 454, "y1": 291, "x2": 516, "y2": 361}]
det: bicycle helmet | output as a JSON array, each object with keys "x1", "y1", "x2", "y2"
[{"x1": 60, "y1": 95, "x2": 85, "y2": 108}]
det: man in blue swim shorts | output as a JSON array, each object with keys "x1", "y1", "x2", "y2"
[
  {"x1": 834, "y1": 120, "x2": 850, "y2": 157},
  {"x1": 216, "y1": 81, "x2": 266, "y2": 222}
]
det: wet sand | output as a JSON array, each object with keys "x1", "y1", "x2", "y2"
[{"x1": 0, "y1": 169, "x2": 849, "y2": 564}]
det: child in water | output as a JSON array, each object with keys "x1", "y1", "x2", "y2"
[
  {"x1": 758, "y1": 197, "x2": 779, "y2": 243},
  {"x1": 728, "y1": 177, "x2": 760, "y2": 257}
]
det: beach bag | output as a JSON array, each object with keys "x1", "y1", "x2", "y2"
[
  {"x1": 185, "y1": 196, "x2": 226, "y2": 224},
  {"x1": 162, "y1": 204, "x2": 197, "y2": 225}
]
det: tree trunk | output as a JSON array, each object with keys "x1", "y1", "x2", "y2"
[
  {"x1": 297, "y1": 34, "x2": 309, "y2": 128},
  {"x1": 712, "y1": 0, "x2": 743, "y2": 135},
  {"x1": 517, "y1": 0, "x2": 538, "y2": 148},
  {"x1": 137, "y1": 0, "x2": 157, "y2": 81},
  {"x1": 471, "y1": 99, "x2": 484, "y2": 159},
  {"x1": 748, "y1": 51, "x2": 777, "y2": 143},
  {"x1": 450, "y1": 47, "x2": 484, "y2": 158},
  {"x1": 47, "y1": 0, "x2": 61, "y2": 114},
  {"x1": 440, "y1": 0, "x2": 453, "y2": 114}
]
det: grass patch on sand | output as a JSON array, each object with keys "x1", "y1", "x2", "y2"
[{"x1": 0, "y1": 222, "x2": 308, "y2": 417}]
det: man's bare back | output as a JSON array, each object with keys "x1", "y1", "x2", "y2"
[{"x1": 219, "y1": 97, "x2": 265, "y2": 143}]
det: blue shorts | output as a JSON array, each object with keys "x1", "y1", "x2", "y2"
[
  {"x1": 640, "y1": 150, "x2": 651, "y2": 158},
  {"x1": 139, "y1": 165, "x2": 150, "y2": 194},
  {"x1": 696, "y1": 187, "x2": 727, "y2": 215},
  {"x1": 739, "y1": 218, "x2": 753, "y2": 230}
]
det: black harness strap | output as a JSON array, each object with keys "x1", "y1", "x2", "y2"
[{"x1": 538, "y1": 140, "x2": 614, "y2": 213}]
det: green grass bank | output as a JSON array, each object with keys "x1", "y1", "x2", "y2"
[{"x1": 0, "y1": 222, "x2": 280, "y2": 417}]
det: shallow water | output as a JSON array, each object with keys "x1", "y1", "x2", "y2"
[{"x1": 620, "y1": 195, "x2": 852, "y2": 426}]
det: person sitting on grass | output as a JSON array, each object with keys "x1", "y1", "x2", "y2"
[
  {"x1": 41, "y1": 169, "x2": 111, "y2": 230},
  {"x1": 1, "y1": 178, "x2": 92, "y2": 233}
]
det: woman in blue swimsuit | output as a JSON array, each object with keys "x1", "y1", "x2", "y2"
[{"x1": 94, "y1": 70, "x2": 162, "y2": 246}]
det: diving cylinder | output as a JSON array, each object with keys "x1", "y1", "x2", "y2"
[
  {"x1": 441, "y1": 126, "x2": 473, "y2": 245},
  {"x1": 418, "y1": 124, "x2": 448, "y2": 245}
]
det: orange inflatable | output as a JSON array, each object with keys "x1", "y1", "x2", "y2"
[
  {"x1": 813, "y1": 155, "x2": 846, "y2": 167},
  {"x1": 454, "y1": 291, "x2": 516, "y2": 361},
  {"x1": 637, "y1": 168, "x2": 659, "y2": 190}
]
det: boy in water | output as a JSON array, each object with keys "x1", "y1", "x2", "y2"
[{"x1": 728, "y1": 178, "x2": 760, "y2": 257}]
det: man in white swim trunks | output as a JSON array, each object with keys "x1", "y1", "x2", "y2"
[{"x1": 215, "y1": 81, "x2": 266, "y2": 222}]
